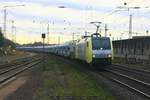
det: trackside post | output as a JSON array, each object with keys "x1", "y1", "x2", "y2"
[{"x1": 42, "y1": 33, "x2": 46, "y2": 70}]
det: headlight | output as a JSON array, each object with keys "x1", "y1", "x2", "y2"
[
  {"x1": 93, "y1": 54, "x2": 95, "y2": 58},
  {"x1": 108, "y1": 54, "x2": 112, "y2": 57}
]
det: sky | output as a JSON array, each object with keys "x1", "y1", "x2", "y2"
[{"x1": 0, "y1": 0, "x2": 150, "y2": 44}]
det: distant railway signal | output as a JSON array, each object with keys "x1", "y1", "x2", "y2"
[
  {"x1": 124, "y1": 2, "x2": 127, "y2": 6},
  {"x1": 146, "y1": 30, "x2": 149, "y2": 34},
  {"x1": 42, "y1": 33, "x2": 46, "y2": 39},
  {"x1": 42, "y1": 33, "x2": 46, "y2": 70}
]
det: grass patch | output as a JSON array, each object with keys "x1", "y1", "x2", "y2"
[{"x1": 34, "y1": 56, "x2": 116, "y2": 100}]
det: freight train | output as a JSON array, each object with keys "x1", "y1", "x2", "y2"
[{"x1": 18, "y1": 33, "x2": 114, "y2": 69}]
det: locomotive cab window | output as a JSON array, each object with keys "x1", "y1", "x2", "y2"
[{"x1": 92, "y1": 37, "x2": 111, "y2": 50}]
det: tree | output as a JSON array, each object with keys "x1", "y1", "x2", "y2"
[{"x1": 0, "y1": 27, "x2": 4, "y2": 47}]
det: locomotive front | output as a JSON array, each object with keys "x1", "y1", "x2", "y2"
[{"x1": 91, "y1": 36, "x2": 113, "y2": 65}]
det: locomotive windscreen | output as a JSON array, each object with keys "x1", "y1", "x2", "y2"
[{"x1": 92, "y1": 37, "x2": 111, "y2": 50}]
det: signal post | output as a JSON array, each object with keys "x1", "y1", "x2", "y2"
[{"x1": 42, "y1": 33, "x2": 46, "y2": 70}]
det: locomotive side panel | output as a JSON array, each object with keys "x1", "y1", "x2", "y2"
[{"x1": 85, "y1": 38, "x2": 92, "y2": 64}]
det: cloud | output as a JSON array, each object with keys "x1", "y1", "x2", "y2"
[{"x1": 0, "y1": 0, "x2": 150, "y2": 43}]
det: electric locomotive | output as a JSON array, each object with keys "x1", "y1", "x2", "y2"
[
  {"x1": 74, "y1": 33, "x2": 113, "y2": 67},
  {"x1": 91, "y1": 33, "x2": 113, "y2": 65}
]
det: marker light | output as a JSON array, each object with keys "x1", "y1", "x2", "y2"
[
  {"x1": 108, "y1": 54, "x2": 112, "y2": 57},
  {"x1": 93, "y1": 54, "x2": 95, "y2": 58}
]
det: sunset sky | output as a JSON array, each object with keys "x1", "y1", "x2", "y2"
[{"x1": 0, "y1": 0, "x2": 150, "y2": 44}]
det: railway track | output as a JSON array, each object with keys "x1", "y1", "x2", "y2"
[
  {"x1": 0, "y1": 55, "x2": 39, "y2": 69},
  {"x1": 99, "y1": 64, "x2": 150, "y2": 99},
  {"x1": 0, "y1": 55, "x2": 42, "y2": 85},
  {"x1": 112, "y1": 63, "x2": 150, "y2": 74},
  {"x1": 110, "y1": 64, "x2": 150, "y2": 83}
]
